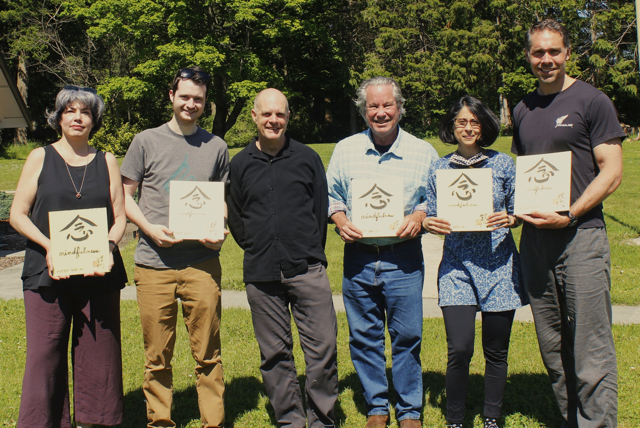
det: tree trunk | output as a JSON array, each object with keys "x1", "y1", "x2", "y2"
[
  {"x1": 499, "y1": 93, "x2": 511, "y2": 130},
  {"x1": 211, "y1": 75, "x2": 228, "y2": 138},
  {"x1": 15, "y1": 53, "x2": 28, "y2": 145}
]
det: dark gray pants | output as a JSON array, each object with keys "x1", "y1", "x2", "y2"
[
  {"x1": 520, "y1": 226, "x2": 617, "y2": 428},
  {"x1": 246, "y1": 263, "x2": 338, "y2": 428}
]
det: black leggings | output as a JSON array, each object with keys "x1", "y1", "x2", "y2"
[{"x1": 442, "y1": 306, "x2": 515, "y2": 424}]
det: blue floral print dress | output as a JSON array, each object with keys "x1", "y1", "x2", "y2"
[{"x1": 426, "y1": 149, "x2": 528, "y2": 311}]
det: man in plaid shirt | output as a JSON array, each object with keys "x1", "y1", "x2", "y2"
[{"x1": 326, "y1": 77, "x2": 438, "y2": 428}]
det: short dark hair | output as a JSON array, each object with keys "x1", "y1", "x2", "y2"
[
  {"x1": 439, "y1": 96, "x2": 500, "y2": 148},
  {"x1": 171, "y1": 66, "x2": 211, "y2": 94},
  {"x1": 46, "y1": 87, "x2": 105, "y2": 137},
  {"x1": 525, "y1": 19, "x2": 571, "y2": 51}
]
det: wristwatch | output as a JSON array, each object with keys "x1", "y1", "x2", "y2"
[{"x1": 566, "y1": 211, "x2": 578, "y2": 227}]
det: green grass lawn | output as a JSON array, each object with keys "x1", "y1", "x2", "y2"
[
  {"x1": 0, "y1": 159, "x2": 24, "y2": 191},
  {"x1": 1, "y1": 299, "x2": 639, "y2": 427}
]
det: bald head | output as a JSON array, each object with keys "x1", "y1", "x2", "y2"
[
  {"x1": 253, "y1": 88, "x2": 290, "y2": 113},
  {"x1": 252, "y1": 88, "x2": 290, "y2": 147}
]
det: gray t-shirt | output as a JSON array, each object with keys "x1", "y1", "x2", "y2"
[{"x1": 121, "y1": 123, "x2": 229, "y2": 268}]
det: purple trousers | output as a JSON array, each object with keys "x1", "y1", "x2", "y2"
[{"x1": 18, "y1": 288, "x2": 124, "y2": 427}]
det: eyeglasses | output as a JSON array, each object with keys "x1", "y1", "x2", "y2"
[
  {"x1": 63, "y1": 85, "x2": 97, "y2": 94},
  {"x1": 454, "y1": 118, "x2": 480, "y2": 129},
  {"x1": 177, "y1": 68, "x2": 211, "y2": 83}
]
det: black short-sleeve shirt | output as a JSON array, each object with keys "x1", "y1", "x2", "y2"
[{"x1": 512, "y1": 79, "x2": 626, "y2": 228}]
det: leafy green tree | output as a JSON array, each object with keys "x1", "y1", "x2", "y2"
[
  {"x1": 570, "y1": 1, "x2": 639, "y2": 124},
  {"x1": 2, "y1": 0, "x2": 638, "y2": 147}
]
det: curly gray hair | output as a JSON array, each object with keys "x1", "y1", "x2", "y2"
[
  {"x1": 46, "y1": 86, "x2": 105, "y2": 137},
  {"x1": 354, "y1": 76, "x2": 406, "y2": 122}
]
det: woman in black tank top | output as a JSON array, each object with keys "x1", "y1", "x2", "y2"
[{"x1": 9, "y1": 86, "x2": 126, "y2": 427}]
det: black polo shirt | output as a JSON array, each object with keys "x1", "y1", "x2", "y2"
[{"x1": 227, "y1": 137, "x2": 328, "y2": 282}]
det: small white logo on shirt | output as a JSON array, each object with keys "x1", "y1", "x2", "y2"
[{"x1": 555, "y1": 114, "x2": 573, "y2": 128}]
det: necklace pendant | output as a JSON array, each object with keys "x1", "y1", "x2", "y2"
[{"x1": 76, "y1": 192, "x2": 82, "y2": 199}]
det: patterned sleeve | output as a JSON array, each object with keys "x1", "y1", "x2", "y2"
[
  {"x1": 503, "y1": 155, "x2": 517, "y2": 215},
  {"x1": 426, "y1": 161, "x2": 438, "y2": 218},
  {"x1": 326, "y1": 144, "x2": 348, "y2": 217},
  {"x1": 412, "y1": 143, "x2": 439, "y2": 213}
]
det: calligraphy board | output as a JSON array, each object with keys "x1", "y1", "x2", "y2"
[
  {"x1": 49, "y1": 207, "x2": 110, "y2": 276},
  {"x1": 436, "y1": 169, "x2": 493, "y2": 232},
  {"x1": 169, "y1": 181, "x2": 225, "y2": 240},
  {"x1": 514, "y1": 151, "x2": 571, "y2": 214},
  {"x1": 351, "y1": 178, "x2": 404, "y2": 237}
]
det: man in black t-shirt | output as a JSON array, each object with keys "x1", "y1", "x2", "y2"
[{"x1": 512, "y1": 19, "x2": 625, "y2": 428}]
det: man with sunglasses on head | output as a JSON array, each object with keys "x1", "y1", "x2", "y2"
[{"x1": 121, "y1": 66, "x2": 229, "y2": 428}]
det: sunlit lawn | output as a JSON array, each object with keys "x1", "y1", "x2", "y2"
[{"x1": 1, "y1": 299, "x2": 639, "y2": 427}]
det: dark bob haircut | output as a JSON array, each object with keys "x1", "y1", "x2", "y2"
[
  {"x1": 525, "y1": 19, "x2": 571, "y2": 52},
  {"x1": 171, "y1": 66, "x2": 211, "y2": 94},
  {"x1": 46, "y1": 86, "x2": 105, "y2": 138},
  {"x1": 439, "y1": 96, "x2": 500, "y2": 148}
]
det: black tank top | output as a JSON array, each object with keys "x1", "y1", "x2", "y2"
[{"x1": 22, "y1": 144, "x2": 127, "y2": 293}]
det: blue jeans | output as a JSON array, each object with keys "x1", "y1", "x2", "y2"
[{"x1": 342, "y1": 239, "x2": 424, "y2": 421}]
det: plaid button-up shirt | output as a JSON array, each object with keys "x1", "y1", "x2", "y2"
[{"x1": 326, "y1": 127, "x2": 439, "y2": 246}]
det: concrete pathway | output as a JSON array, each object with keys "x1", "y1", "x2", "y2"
[{"x1": 2, "y1": 238, "x2": 640, "y2": 324}]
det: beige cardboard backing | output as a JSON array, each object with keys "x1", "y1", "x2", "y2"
[
  {"x1": 514, "y1": 151, "x2": 572, "y2": 214},
  {"x1": 49, "y1": 207, "x2": 110, "y2": 276},
  {"x1": 437, "y1": 168, "x2": 493, "y2": 232},
  {"x1": 351, "y1": 178, "x2": 404, "y2": 238},
  {"x1": 169, "y1": 181, "x2": 225, "y2": 240}
]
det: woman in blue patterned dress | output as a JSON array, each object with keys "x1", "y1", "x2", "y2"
[{"x1": 423, "y1": 96, "x2": 527, "y2": 428}]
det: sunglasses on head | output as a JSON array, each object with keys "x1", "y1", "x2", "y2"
[
  {"x1": 177, "y1": 68, "x2": 211, "y2": 82},
  {"x1": 63, "y1": 85, "x2": 97, "y2": 94}
]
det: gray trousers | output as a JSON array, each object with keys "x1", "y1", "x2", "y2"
[
  {"x1": 246, "y1": 263, "x2": 338, "y2": 428},
  {"x1": 520, "y1": 225, "x2": 617, "y2": 428}
]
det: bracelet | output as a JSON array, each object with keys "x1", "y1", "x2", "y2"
[{"x1": 109, "y1": 240, "x2": 117, "y2": 252}]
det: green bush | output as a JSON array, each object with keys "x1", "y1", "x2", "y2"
[
  {"x1": 0, "y1": 192, "x2": 14, "y2": 221},
  {"x1": 0, "y1": 140, "x2": 43, "y2": 160},
  {"x1": 90, "y1": 122, "x2": 140, "y2": 156},
  {"x1": 215, "y1": 106, "x2": 256, "y2": 148}
]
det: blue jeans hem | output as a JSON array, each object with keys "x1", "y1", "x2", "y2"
[{"x1": 397, "y1": 413, "x2": 421, "y2": 422}]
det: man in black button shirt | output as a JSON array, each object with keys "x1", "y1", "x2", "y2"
[{"x1": 227, "y1": 88, "x2": 338, "y2": 428}]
